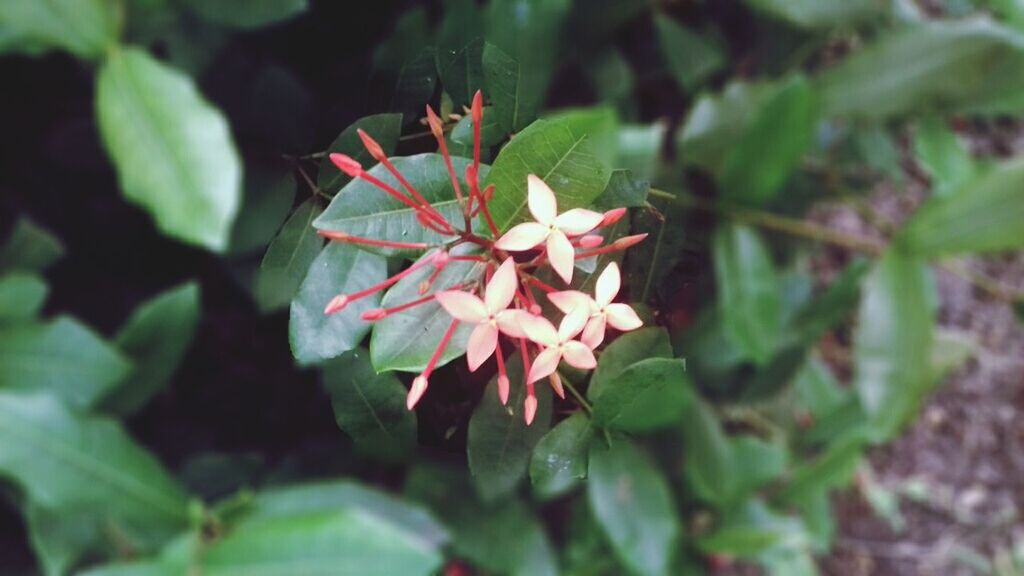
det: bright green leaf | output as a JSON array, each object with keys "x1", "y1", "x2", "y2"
[
  {"x1": 529, "y1": 413, "x2": 594, "y2": 498},
  {"x1": 591, "y1": 358, "x2": 692, "y2": 432},
  {"x1": 482, "y1": 43, "x2": 538, "y2": 133},
  {"x1": 254, "y1": 199, "x2": 324, "y2": 313},
  {"x1": 914, "y1": 116, "x2": 975, "y2": 198},
  {"x1": 588, "y1": 327, "x2": 672, "y2": 401},
  {"x1": 681, "y1": 398, "x2": 737, "y2": 504},
  {"x1": 0, "y1": 273, "x2": 47, "y2": 323},
  {"x1": 0, "y1": 0, "x2": 120, "y2": 59},
  {"x1": 794, "y1": 355, "x2": 849, "y2": 418},
  {"x1": 318, "y1": 114, "x2": 403, "y2": 194}
]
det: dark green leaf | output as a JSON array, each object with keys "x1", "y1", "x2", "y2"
[
  {"x1": 900, "y1": 158, "x2": 1024, "y2": 256},
  {"x1": 228, "y1": 163, "x2": 296, "y2": 255},
  {"x1": 100, "y1": 282, "x2": 200, "y2": 416},
  {"x1": 26, "y1": 504, "x2": 106, "y2": 576},
  {"x1": 592, "y1": 170, "x2": 650, "y2": 211},
  {"x1": 0, "y1": 217, "x2": 65, "y2": 273},
  {"x1": 437, "y1": 0, "x2": 485, "y2": 108},
  {"x1": 780, "y1": 431, "x2": 869, "y2": 503},
  {"x1": 254, "y1": 199, "x2": 324, "y2": 313},
  {"x1": 744, "y1": 0, "x2": 888, "y2": 29},
  {"x1": 317, "y1": 114, "x2": 403, "y2": 194},
  {"x1": 698, "y1": 500, "x2": 808, "y2": 558},
  {"x1": 731, "y1": 436, "x2": 788, "y2": 496},
  {"x1": 529, "y1": 413, "x2": 594, "y2": 497},
  {"x1": 482, "y1": 43, "x2": 538, "y2": 133},
  {"x1": 447, "y1": 106, "x2": 507, "y2": 160},
  {"x1": 655, "y1": 15, "x2": 725, "y2": 92},
  {"x1": 321, "y1": 348, "x2": 417, "y2": 462},
  {"x1": 248, "y1": 65, "x2": 314, "y2": 152},
  {"x1": 592, "y1": 358, "x2": 692, "y2": 432},
  {"x1": 0, "y1": 273, "x2": 47, "y2": 323},
  {"x1": 713, "y1": 223, "x2": 782, "y2": 365},
  {"x1": 468, "y1": 353, "x2": 552, "y2": 501},
  {"x1": 588, "y1": 439, "x2": 681, "y2": 576},
  {"x1": 681, "y1": 398, "x2": 737, "y2": 504},
  {"x1": 589, "y1": 327, "x2": 673, "y2": 401},
  {"x1": 625, "y1": 192, "x2": 688, "y2": 303},
  {"x1": 180, "y1": 0, "x2": 307, "y2": 29},
  {"x1": 97, "y1": 48, "x2": 242, "y2": 252},
  {"x1": 585, "y1": 48, "x2": 635, "y2": 108},
  {"x1": 372, "y1": 10, "x2": 437, "y2": 121},
  {"x1": 0, "y1": 0, "x2": 119, "y2": 59},
  {"x1": 790, "y1": 259, "x2": 870, "y2": 345},
  {"x1": 914, "y1": 116, "x2": 975, "y2": 198},
  {"x1": 289, "y1": 243, "x2": 386, "y2": 365},
  {"x1": 0, "y1": 316, "x2": 131, "y2": 409}
]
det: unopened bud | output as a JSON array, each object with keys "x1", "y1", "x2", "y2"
[
  {"x1": 612, "y1": 233, "x2": 649, "y2": 250},
  {"x1": 425, "y1": 106, "x2": 444, "y2": 139},
  {"x1": 483, "y1": 185, "x2": 495, "y2": 202},
  {"x1": 601, "y1": 207, "x2": 627, "y2": 227},
  {"x1": 471, "y1": 90, "x2": 483, "y2": 124},
  {"x1": 418, "y1": 280, "x2": 431, "y2": 295},
  {"x1": 361, "y1": 308, "x2": 388, "y2": 321},
  {"x1": 549, "y1": 373, "x2": 565, "y2": 399},
  {"x1": 579, "y1": 234, "x2": 603, "y2": 248},
  {"x1": 529, "y1": 304, "x2": 542, "y2": 315},
  {"x1": 523, "y1": 394, "x2": 538, "y2": 425},
  {"x1": 465, "y1": 164, "x2": 477, "y2": 186},
  {"x1": 497, "y1": 374, "x2": 510, "y2": 405},
  {"x1": 329, "y1": 153, "x2": 362, "y2": 177},
  {"x1": 324, "y1": 294, "x2": 349, "y2": 314},
  {"x1": 407, "y1": 375, "x2": 429, "y2": 410},
  {"x1": 356, "y1": 129, "x2": 386, "y2": 161},
  {"x1": 432, "y1": 250, "x2": 450, "y2": 268}
]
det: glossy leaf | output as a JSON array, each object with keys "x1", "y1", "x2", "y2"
[
  {"x1": 743, "y1": 0, "x2": 887, "y2": 29},
  {"x1": 0, "y1": 217, "x2": 65, "y2": 273},
  {"x1": 588, "y1": 439, "x2": 681, "y2": 576},
  {"x1": 321, "y1": 348, "x2": 417, "y2": 462},
  {"x1": 681, "y1": 398, "x2": 737, "y2": 504},
  {"x1": 913, "y1": 116, "x2": 975, "y2": 198},
  {"x1": 529, "y1": 413, "x2": 594, "y2": 497},
  {"x1": 0, "y1": 316, "x2": 131, "y2": 409},
  {"x1": 0, "y1": 273, "x2": 47, "y2": 323},
  {"x1": 100, "y1": 282, "x2": 201, "y2": 416},
  {"x1": 468, "y1": 353, "x2": 553, "y2": 501},
  {"x1": 482, "y1": 43, "x2": 537, "y2": 133},
  {"x1": 589, "y1": 327, "x2": 672, "y2": 400},
  {"x1": 180, "y1": 0, "x2": 307, "y2": 29},
  {"x1": 591, "y1": 358, "x2": 692, "y2": 432},
  {"x1": 289, "y1": 243, "x2": 386, "y2": 365},
  {"x1": 318, "y1": 113, "x2": 403, "y2": 194},
  {"x1": 655, "y1": 15, "x2": 725, "y2": 92},
  {"x1": 97, "y1": 48, "x2": 242, "y2": 252},
  {"x1": 254, "y1": 199, "x2": 324, "y2": 313},
  {"x1": 437, "y1": 0, "x2": 485, "y2": 108},
  {"x1": 592, "y1": 170, "x2": 650, "y2": 211},
  {"x1": 0, "y1": 0, "x2": 119, "y2": 59}
]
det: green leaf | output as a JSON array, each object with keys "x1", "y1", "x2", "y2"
[
  {"x1": 372, "y1": 10, "x2": 438, "y2": 121},
  {"x1": 315, "y1": 155, "x2": 489, "y2": 255},
  {"x1": 794, "y1": 355, "x2": 849, "y2": 418},
  {"x1": 588, "y1": 439, "x2": 681, "y2": 576},
  {"x1": 698, "y1": 500, "x2": 809, "y2": 558},
  {"x1": 900, "y1": 158, "x2": 1024, "y2": 256},
  {"x1": 730, "y1": 436, "x2": 788, "y2": 496},
  {"x1": 743, "y1": 0, "x2": 888, "y2": 29},
  {"x1": 0, "y1": 0, "x2": 120, "y2": 59},
  {"x1": 254, "y1": 199, "x2": 324, "y2": 313},
  {"x1": 713, "y1": 223, "x2": 782, "y2": 365},
  {"x1": 228, "y1": 163, "x2": 296, "y2": 255},
  {"x1": 201, "y1": 510, "x2": 442, "y2": 576},
  {"x1": 468, "y1": 353, "x2": 553, "y2": 501},
  {"x1": 485, "y1": 117, "x2": 612, "y2": 232},
  {"x1": 0, "y1": 217, "x2": 65, "y2": 273},
  {"x1": 482, "y1": 43, "x2": 537, "y2": 133},
  {"x1": 591, "y1": 358, "x2": 692, "y2": 432},
  {"x1": 97, "y1": 48, "x2": 242, "y2": 252},
  {"x1": 592, "y1": 170, "x2": 649, "y2": 211},
  {"x1": 437, "y1": 0, "x2": 485, "y2": 109},
  {"x1": 0, "y1": 393, "x2": 190, "y2": 545},
  {"x1": 617, "y1": 123, "x2": 667, "y2": 181},
  {"x1": 913, "y1": 116, "x2": 975, "y2": 199},
  {"x1": 76, "y1": 534, "x2": 198, "y2": 576},
  {"x1": 289, "y1": 243, "x2": 386, "y2": 365},
  {"x1": 179, "y1": 0, "x2": 307, "y2": 29},
  {"x1": 681, "y1": 398, "x2": 737, "y2": 504},
  {"x1": 26, "y1": 504, "x2": 107, "y2": 576},
  {"x1": 721, "y1": 75, "x2": 816, "y2": 205},
  {"x1": 780, "y1": 431, "x2": 869, "y2": 503},
  {"x1": 529, "y1": 413, "x2": 594, "y2": 497},
  {"x1": 100, "y1": 282, "x2": 200, "y2": 416},
  {"x1": 655, "y1": 15, "x2": 725, "y2": 92},
  {"x1": 317, "y1": 113, "x2": 403, "y2": 194},
  {"x1": 854, "y1": 249, "x2": 935, "y2": 439},
  {"x1": 447, "y1": 106, "x2": 507, "y2": 160},
  {"x1": 321, "y1": 348, "x2": 417, "y2": 462},
  {"x1": 0, "y1": 317, "x2": 132, "y2": 409},
  {"x1": 0, "y1": 273, "x2": 47, "y2": 323},
  {"x1": 370, "y1": 247, "x2": 485, "y2": 373},
  {"x1": 546, "y1": 106, "x2": 621, "y2": 168},
  {"x1": 588, "y1": 327, "x2": 673, "y2": 401},
  {"x1": 817, "y1": 20, "x2": 1024, "y2": 119}
]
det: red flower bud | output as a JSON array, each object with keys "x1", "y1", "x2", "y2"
[
  {"x1": 356, "y1": 128, "x2": 386, "y2": 162},
  {"x1": 329, "y1": 153, "x2": 362, "y2": 177}
]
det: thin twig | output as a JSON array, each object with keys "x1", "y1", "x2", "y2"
[{"x1": 558, "y1": 371, "x2": 593, "y2": 415}]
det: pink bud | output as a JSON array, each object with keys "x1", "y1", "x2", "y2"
[
  {"x1": 497, "y1": 374, "x2": 510, "y2": 405},
  {"x1": 425, "y1": 106, "x2": 444, "y2": 139},
  {"x1": 529, "y1": 304, "x2": 542, "y2": 315},
  {"x1": 407, "y1": 375, "x2": 429, "y2": 410},
  {"x1": 356, "y1": 129, "x2": 386, "y2": 161},
  {"x1": 432, "y1": 250, "x2": 450, "y2": 268},
  {"x1": 483, "y1": 185, "x2": 495, "y2": 202},
  {"x1": 330, "y1": 153, "x2": 362, "y2": 177},
  {"x1": 601, "y1": 207, "x2": 627, "y2": 227},
  {"x1": 549, "y1": 373, "x2": 565, "y2": 399},
  {"x1": 417, "y1": 280, "x2": 431, "y2": 295},
  {"x1": 361, "y1": 308, "x2": 387, "y2": 321},
  {"x1": 324, "y1": 294, "x2": 349, "y2": 314},
  {"x1": 579, "y1": 234, "x2": 603, "y2": 248},
  {"x1": 471, "y1": 91, "x2": 483, "y2": 124},
  {"x1": 612, "y1": 233, "x2": 648, "y2": 250},
  {"x1": 523, "y1": 394, "x2": 538, "y2": 425}
]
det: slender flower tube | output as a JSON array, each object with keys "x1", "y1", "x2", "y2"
[{"x1": 407, "y1": 318, "x2": 460, "y2": 409}]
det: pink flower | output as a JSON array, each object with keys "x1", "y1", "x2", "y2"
[
  {"x1": 519, "y1": 305, "x2": 597, "y2": 384},
  {"x1": 494, "y1": 175, "x2": 603, "y2": 284},
  {"x1": 548, "y1": 262, "x2": 643, "y2": 348},
  {"x1": 435, "y1": 258, "x2": 522, "y2": 371}
]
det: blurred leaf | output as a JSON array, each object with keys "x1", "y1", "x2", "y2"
[
  {"x1": 585, "y1": 48, "x2": 635, "y2": 109},
  {"x1": 713, "y1": 224, "x2": 782, "y2": 365},
  {"x1": 0, "y1": 317, "x2": 131, "y2": 409},
  {"x1": 721, "y1": 75, "x2": 816, "y2": 205},
  {"x1": 321, "y1": 348, "x2": 417, "y2": 462},
  {"x1": 315, "y1": 155, "x2": 488, "y2": 255},
  {"x1": 437, "y1": 0, "x2": 485, "y2": 109},
  {"x1": 0, "y1": 273, "x2": 47, "y2": 323},
  {"x1": 795, "y1": 488, "x2": 835, "y2": 551},
  {"x1": 468, "y1": 353, "x2": 553, "y2": 501},
  {"x1": 373, "y1": 16, "x2": 437, "y2": 122},
  {"x1": 529, "y1": 413, "x2": 593, "y2": 498},
  {"x1": 0, "y1": 393, "x2": 190, "y2": 545},
  {"x1": 289, "y1": 243, "x2": 386, "y2": 365},
  {"x1": 914, "y1": 116, "x2": 975, "y2": 199},
  {"x1": 485, "y1": 117, "x2": 612, "y2": 231},
  {"x1": 482, "y1": 43, "x2": 538, "y2": 133},
  {"x1": 617, "y1": 123, "x2": 666, "y2": 181},
  {"x1": 743, "y1": 0, "x2": 888, "y2": 29},
  {"x1": 179, "y1": 452, "x2": 263, "y2": 501},
  {"x1": 698, "y1": 500, "x2": 808, "y2": 557},
  {"x1": 180, "y1": 0, "x2": 306, "y2": 29},
  {"x1": 655, "y1": 15, "x2": 725, "y2": 93},
  {"x1": 854, "y1": 123, "x2": 904, "y2": 183},
  {"x1": 790, "y1": 259, "x2": 870, "y2": 345},
  {"x1": 249, "y1": 65, "x2": 314, "y2": 152},
  {"x1": 592, "y1": 358, "x2": 692, "y2": 432},
  {"x1": 854, "y1": 250, "x2": 935, "y2": 438},
  {"x1": 26, "y1": 504, "x2": 106, "y2": 576},
  {"x1": 0, "y1": 0, "x2": 120, "y2": 59},
  {"x1": 254, "y1": 199, "x2": 324, "y2": 313},
  {"x1": 318, "y1": 113, "x2": 403, "y2": 194},
  {"x1": 370, "y1": 246, "x2": 485, "y2": 372},
  {"x1": 592, "y1": 170, "x2": 650, "y2": 211},
  {"x1": 228, "y1": 163, "x2": 296, "y2": 255},
  {"x1": 563, "y1": 0, "x2": 651, "y2": 50},
  {"x1": 0, "y1": 217, "x2": 65, "y2": 273},
  {"x1": 817, "y1": 20, "x2": 1024, "y2": 118},
  {"x1": 100, "y1": 282, "x2": 200, "y2": 416},
  {"x1": 900, "y1": 158, "x2": 1024, "y2": 256},
  {"x1": 780, "y1": 431, "x2": 868, "y2": 503},
  {"x1": 97, "y1": 48, "x2": 242, "y2": 252},
  {"x1": 588, "y1": 439, "x2": 681, "y2": 576},
  {"x1": 625, "y1": 192, "x2": 688, "y2": 303},
  {"x1": 794, "y1": 355, "x2": 849, "y2": 418},
  {"x1": 589, "y1": 327, "x2": 673, "y2": 400},
  {"x1": 731, "y1": 436, "x2": 788, "y2": 497},
  {"x1": 447, "y1": 106, "x2": 507, "y2": 159},
  {"x1": 682, "y1": 396, "x2": 741, "y2": 505},
  {"x1": 930, "y1": 328, "x2": 975, "y2": 380}
]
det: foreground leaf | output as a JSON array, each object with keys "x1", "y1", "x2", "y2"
[
  {"x1": 591, "y1": 358, "x2": 692, "y2": 432},
  {"x1": 0, "y1": 273, "x2": 48, "y2": 323},
  {"x1": 588, "y1": 327, "x2": 673, "y2": 400},
  {"x1": 254, "y1": 199, "x2": 324, "y2": 312},
  {"x1": 97, "y1": 48, "x2": 242, "y2": 252},
  {"x1": 317, "y1": 113, "x2": 403, "y2": 193},
  {"x1": 529, "y1": 413, "x2": 593, "y2": 498}
]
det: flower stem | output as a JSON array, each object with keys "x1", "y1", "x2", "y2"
[{"x1": 558, "y1": 371, "x2": 592, "y2": 415}]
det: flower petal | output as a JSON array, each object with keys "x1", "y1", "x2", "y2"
[
  {"x1": 495, "y1": 309, "x2": 530, "y2": 338},
  {"x1": 606, "y1": 303, "x2": 643, "y2": 331},
  {"x1": 527, "y1": 347, "x2": 561, "y2": 384},
  {"x1": 527, "y1": 174, "x2": 557, "y2": 225},
  {"x1": 581, "y1": 315, "x2": 606, "y2": 349},
  {"x1": 519, "y1": 313, "x2": 560, "y2": 347},
  {"x1": 494, "y1": 222, "x2": 549, "y2": 251},
  {"x1": 595, "y1": 262, "x2": 620, "y2": 307},
  {"x1": 554, "y1": 208, "x2": 603, "y2": 235},
  {"x1": 485, "y1": 257, "x2": 518, "y2": 313},
  {"x1": 562, "y1": 341, "x2": 596, "y2": 370},
  {"x1": 466, "y1": 323, "x2": 498, "y2": 372},
  {"x1": 547, "y1": 229, "x2": 575, "y2": 284},
  {"x1": 434, "y1": 291, "x2": 488, "y2": 323},
  {"x1": 558, "y1": 304, "x2": 590, "y2": 342},
  {"x1": 547, "y1": 290, "x2": 595, "y2": 315}
]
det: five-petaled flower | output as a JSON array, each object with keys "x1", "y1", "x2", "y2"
[
  {"x1": 519, "y1": 305, "x2": 597, "y2": 384},
  {"x1": 494, "y1": 175, "x2": 604, "y2": 284},
  {"x1": 548, "y1": 262, "x2": 643, "y2": 349}
]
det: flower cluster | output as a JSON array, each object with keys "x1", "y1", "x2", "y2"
[{"x1": 320, "y1": 91, "x2": 646, "y2": 424}]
